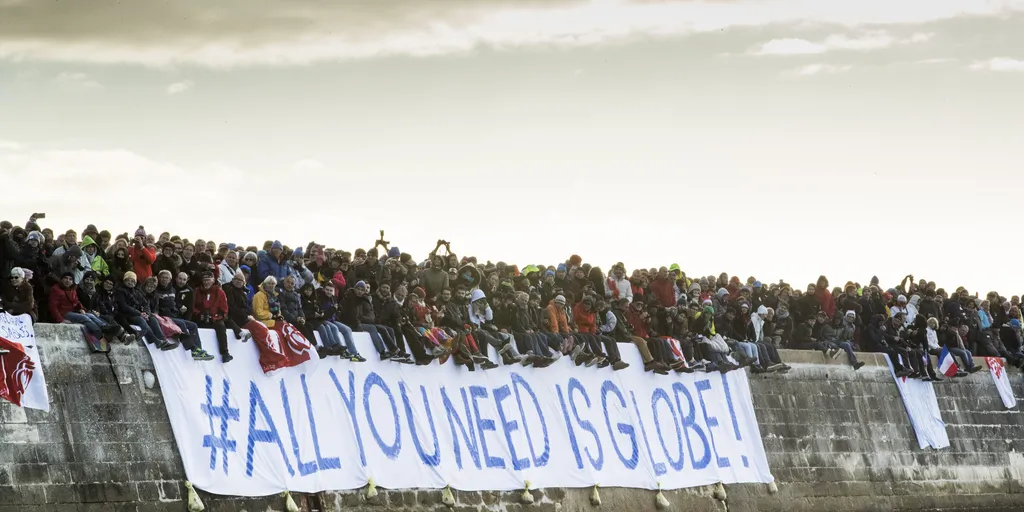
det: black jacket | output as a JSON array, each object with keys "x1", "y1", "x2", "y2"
[
  {"x1": 224, "y1": 283, "x2": 250, "y2": 326},
  {"x1": 154, "y1": 284, "x2": 180, "y2": 318},
  {"x1": 116, "y1": 285, "x2": 152, "y2": 317},
  {"x1": 339, "y1": 289, "x2": 374, "y2": 330}
]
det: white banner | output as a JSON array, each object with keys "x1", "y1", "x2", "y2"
[
  {"x1": 985, "y1": 357, "x2": 1017, "y2": 409},
  {"x1": 146, "y1": 331, "x2": 773, "y2": 496},
  {"x1": 0, "y1": 313, "x2": 50, "y2": 412},
  {"x1": 886, "y1": 354, "x2": 948, "y2": 450}
]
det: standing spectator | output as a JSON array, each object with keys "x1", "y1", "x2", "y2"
[
  {"x1": 257, "y1": 241, "x2": 288, "y2": 285},
  {"x1": 152, "y1": 243, "x2": 180, "y2": 280},
  {"x1": 129, "y1": 227, "x2": 157, "y2": 282},
  {"x1": 218, "y1": 250, "x2": 240, "y2": 286},
  {"x1": 81, "y1": 236, "x2": 109, "y2": 278}
]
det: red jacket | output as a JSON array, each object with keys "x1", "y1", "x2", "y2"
[
  {"x1": 194, "y1": 284, "x2": 229, "y2": 321},
  {"x1": 130, "y1": 245, "x2": 157, "y2": 281},
  {"x1": 626, "y1": 308, "x2": 649, "y2": 338},
  {"x1": 573, "y1": 302, "x2": 597, "y2": 334},
  {"x1": 815, "y1": 288, "x2": 836, "y2": 319},
  {"x1": 649, "y1": 277, "x2": 676, "y2": 308},
  {"x1": 48, "y1": 283, "x2": 83, "y2": 323}
]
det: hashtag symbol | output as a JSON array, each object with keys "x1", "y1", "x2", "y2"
[{"x1": 201, "y1": 376, "x2": 240, "y2": 474}]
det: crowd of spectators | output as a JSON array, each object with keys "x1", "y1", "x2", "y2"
[{"x1": 1, "y1": 215, "x2": 1021, "y2": 380}]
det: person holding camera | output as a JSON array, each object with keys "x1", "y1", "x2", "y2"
[
  {"x1": 128, "y1": 226, "x2": 158, "y2": 282},
  {"x1": 193, "y1": 270, "x2": 233, "y2": 362}
]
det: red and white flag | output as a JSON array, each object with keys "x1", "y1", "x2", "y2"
[
  {"x1": 0, "y1": 313, "x2": 49, "y2": 411},
  {"x1": 985, "y1": 357, "x2": 1017, "y2": 409},
  {"x1": 251, "y1": 321, "x2": 316, "y2": 375}
]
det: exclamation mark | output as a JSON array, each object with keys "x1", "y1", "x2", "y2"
[{"x1": 720, "y1": 373, "x2": 748, "y2": 468}]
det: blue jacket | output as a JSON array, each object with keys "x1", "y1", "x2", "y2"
[{"x1": 256, "y1": 254, "x2": 288, "y2": 285}]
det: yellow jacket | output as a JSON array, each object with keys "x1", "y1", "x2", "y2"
[{"x1": 252, "y1": 289, "x2": 276, "y2": 328}]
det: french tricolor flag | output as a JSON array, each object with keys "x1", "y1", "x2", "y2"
[{"x1": 937, "y1": 347, "x2": 958, "y2": 377}]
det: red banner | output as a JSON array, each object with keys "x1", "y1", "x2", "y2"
[{"x1": 0, "y1": 335, "x2": 36, "y2": 407}]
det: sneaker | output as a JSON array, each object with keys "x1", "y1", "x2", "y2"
[
  {"x1": 931, "y1": 376, "x2": 943, "y2": 382},
  {"x1": 415, "y1": 358, "x2": 433, "y2": 366},
  {"x1": 350, "y1": 354, "x2": 367, "y2": 363},
  {"x1": 222, "y1": 353, "x2": 234, "y2": 363},
  {"x1": 895, "y1": 369, "x2": 912, "y2": 378},
  {"x1": 853, "y1": 361, "x2": 866, "y2": 371},
  {"x1": 968, "y1": 365, "x2": 983, "y2": 374},
  {"x1": 750, "y1": 365, "x2": 766, "y2": 374},
  {"x1": 480, "y1": 359, "x2": 498, "y2": 370},
  {"x1": 766, "y1": 363, "x2": 786, "y2": 372},
  {"x1": 719, "y1": 361, "x2": 738, "y2": 373},
  {"x1": 921, "y1": 376, "x2": 933, "y2": 382},
  {"x1": 597, "y1": 359, "x2": 611, "y2": 369},
  {"x1": 955, "y1": 371, "x2": 968, "y2": 378},
  {"x1": 380, "y1": 352, "x2": 392, "y2": 361},
  {"x1": 611, "y1": 361, "x2": 629, "y2": 371},
  {"x1": 318, "y1": 349, "x2": 329, "y2": 360},
  {"x1": 240, "y1": 332, "x2": 252, "y2": 343},
  {"x1": 585, "y1": 356, "x2": 601, "y2": 368},
  {"x1": 191, "y1": 348, "x2": 215, "y2": 361},
  {"x1": 471, "y1": 353, "x2": 490, "y2": 364},
  {"x1": 831, "y1": 348, "x2": 842, "y2": 360},
  {"x1": 158, "y1": 340, "x2": 179, "y2": 351}
]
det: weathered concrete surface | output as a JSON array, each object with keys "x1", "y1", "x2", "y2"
[{"x1": 1, "y1": 323, "x2": 1022, "y2": 512}]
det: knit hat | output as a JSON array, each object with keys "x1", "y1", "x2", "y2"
[
  {"x1": 26, "y1": 231, "x2": 43, "y2": 243},
  {"x1": 61, "y1": 271, "x2": 75, "y2": 279},
  {"x1": 123, "y1": 271, "x2": 138, "y2": 282},
  {"x1": 897, "y1": 295, "x2": 907, "y2": 303},
  {"x1": 10, "y1": 267, "x2": 24, "y2": 279},
  {"x1": 554, "y1": 295, "x2": 566, "y2": 305},
  {"x1": 1012, "y1": 319, "x2": 1021, "y2": 329},
  {"x1": 557, "y1": 263, "x2": 567, "y2": 273},
  {"x1": 355, "y1": 281, "x2": 368, "y2": 289},
  {"x1": 388, "y1": 247, "x2": 401, "y2": 258},
  {"x1": 717, "y1": 288, "x2": 728, "y2": 297},
  {"x1": 569, "y1": 255, "x2": 582, "y2": 267},
  {"x1": 845, "y1": 310, "x2": 856, "y2": 318},
  {"x1": 688, "y1": 283, "x2": 701, "y2": 293},
  {"x1": 271, "y1": 240, "x2": 283, "y2": 251},
  {"x1": 412, "y1": 287, "x2": 426, "y2": 298},
  {"x1": 757, "y1": 305, "x2": 768, "y2": 315},
  {"x1": 293, "y1": 247, "x2": 303, "y2": 257},
  {"x1": 162, "y1": 242, "x2": 175, "y2": 250},
  {"x1": 753, "y1": 281, "x2": 762, "y2": 289},
  {"x1": 134, "y1": 226, "x2": 146, "y2": 238},
  {"x1": 544, "y1": 270, "x2": 555, "y2": 278}
]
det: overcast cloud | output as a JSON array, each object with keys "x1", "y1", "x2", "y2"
[{"x1": 1, "y1": 0, "x2": 1021, "y2": 66}]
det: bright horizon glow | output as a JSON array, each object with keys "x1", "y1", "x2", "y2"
[{"x1": 3, "y1": 0, "x2": 1024, "y2": 296}]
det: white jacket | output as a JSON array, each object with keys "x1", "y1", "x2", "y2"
[{"x1": 604, "y1": 277, "x2": 633, "y2": 303}]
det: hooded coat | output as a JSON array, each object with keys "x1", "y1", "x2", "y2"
[{"x1": 81, "y1": 236, "x2": 110, "y2": 277}]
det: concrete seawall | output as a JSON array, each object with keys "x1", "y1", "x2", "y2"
[{"x1": 1, "y1": 324, "x2": 1023, "y2": 512}]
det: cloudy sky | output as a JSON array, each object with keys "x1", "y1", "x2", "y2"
[{"x1": 2, "y1": 0, "x2": 1023, "y2": 293}]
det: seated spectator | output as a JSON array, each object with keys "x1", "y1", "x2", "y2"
[
  {"x1": 315, "y1": 281, "x2": 364, "y2": 361},
  {"x1": 834, "y1": 311, "x2": 865, "y2": 370},
  {"x1": 3, "y1": 267, "x2": 36, "y2": 320},
  {"x1": 116, "y1": 271, "x2": 177, "y2": 350},
  {"x1": 930, "y1": 318, "x2": 981, "y2": 375},
  {"x1": 153, "y1": 271, "x2": 213, "y2": 361},
  {"x1": 340, "y1": 281, "x2": 409, "y2": 363},
  {"x1": 193, "y1": 270, "x2": 232, "y2": 361},
  {"x1": 468, "y1": 288, "x2": 527, "y2": 366},
  {"x1": 45, "y1": 271, "x2": 118, "y2": 342},
  {"x1": 279, "y1": 275, "x2": 315, "y2": 342},
  {"x1": 594, "y1": 298, "x2": 629, "y2": 370}
]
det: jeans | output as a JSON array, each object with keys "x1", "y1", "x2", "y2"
[
  {"x1": 126, "y1": 315, "x2": 165, "y2": 343},
  {"x1": 932, "y1": 347, "x2": 974, "y2": 370},
  {"x1": 832, "y1": 341, "x2": 858, "y2": 364},
  {"x1": 755, "y1": 341, "x2": 785, "y2": 365},
  {"x1": 735, "y1": 341, "x2": 759, "y2": 365},
  {"x1": 64, "y1": 312, "x2": 107, "y2": 336},
  {"x1": 361, "y1": 323, "x2": 397, "y2": 355},
  {"x1": 168, "y1": 317, "x2": 199, "y2": 350}
]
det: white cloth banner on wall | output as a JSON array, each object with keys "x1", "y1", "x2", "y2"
[
  {"x1": 886, "y1": 354, "x2": 949, "y2": 450},
  {"x1": 146, "y1": 331, "x2": 773, "y2": 496},
  {"x1": 984, "y1": 357, "x2": 1017, "y2": 409},
  {"x1": 0, "y1": 313, "x2": 50, "y2": 412}
]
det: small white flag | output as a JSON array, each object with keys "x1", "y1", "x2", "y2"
[{"x1": 985, "y1": 357, "x2": 1017, "y2": 409}]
